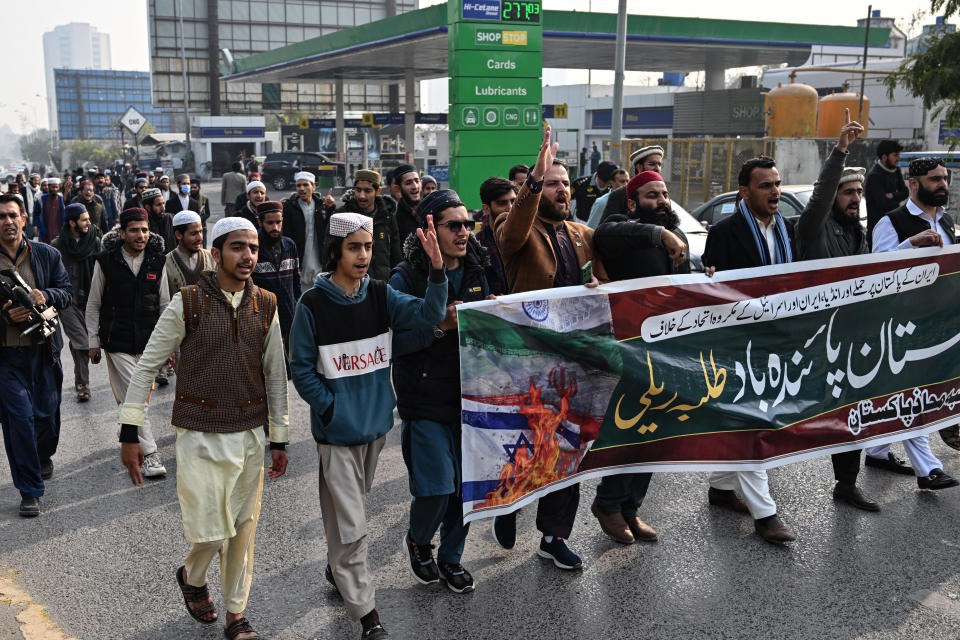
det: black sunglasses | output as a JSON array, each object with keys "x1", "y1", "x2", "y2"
[{"x1": 438, "y1": 220, "x2": 471, "y2": 232}]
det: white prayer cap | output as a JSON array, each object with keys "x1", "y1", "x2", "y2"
[
  {"x1": 294, "y1": 171, "x2": 315, "y2": 184},
  {"x1": 329, "y1": 212, "x2": 374, "y2": 237},
  {"x1": 839, "y1": 167, "x2": 866, "y2": 185},
  {"x1": 210, "y1": 216, "x2": 257, "y2": 245},
  {"x1": 47, "y1": 177, "x2": 61, "y2": 185},
  {"x1": 39, "y1": 178, "x2": 48, "y2": 185},
  {"x1": 104, "y1": 169, "x2": 112, "y2": 175},
  {"x1": 246, "y1": 180, "x2": 266, "y2": 193},
  {"x1": 172, "y1": 211, "x2": 202, "y2": 226}
]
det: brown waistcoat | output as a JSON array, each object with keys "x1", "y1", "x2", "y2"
[{"x1": 171, "y1": 272, "x2": 277, "y2": 433}]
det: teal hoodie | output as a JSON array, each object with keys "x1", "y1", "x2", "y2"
[{"x1": 289, "y1": 270, "x2": 447, "y2": 445}]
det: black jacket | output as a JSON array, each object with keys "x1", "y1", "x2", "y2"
[
  {"x1": 702, "y1": 208, "x2": 797, "y2": 271},
  {"x1": 864, "y1": 161, "x2": 909, "y2": 240},
  {"x1": 282, "y1": 193, "x2": 328, "y2": 264},
  {"x1": 395, "y1": 197, "x2": 419, "y2": 244},
  {"x1": 796, "y1": 147, "x2": 868, "y2": 260},
  {"x1": 335, "y1": 195, "x2": 402, "y2": 281},
  {"x1": 391, "y1": 233, "x2": 489, "y2": 425},
  {"x1": 148, "y1": 211, "x2": 174, "y2": 254},
  {"x1": 595, "y1": 213, "x2": 690, "y2": 279},
  {"x1": 165, "y1": 194, "x2": 200, "y2": 215}
]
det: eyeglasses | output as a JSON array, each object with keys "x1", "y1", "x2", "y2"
[{"x1": 439, "y1": 220, "x2": 471, "y2": 232}]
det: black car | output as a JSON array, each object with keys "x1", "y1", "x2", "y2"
[{"x1": 260, "y1": 152, "x2": 346, "y2": 190}]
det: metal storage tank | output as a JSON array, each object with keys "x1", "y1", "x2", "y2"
[
  {"x1": 817, "y1": 92, "x2": 870, "y2": 138},
  {"x1": 764, "y1": 81, "x2": 819, "y2": 138}
]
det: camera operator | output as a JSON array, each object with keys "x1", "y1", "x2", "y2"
[{"x1": 0, "y1": 193, "x2": 72, "y2": 517}]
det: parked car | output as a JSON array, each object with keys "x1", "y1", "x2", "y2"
[
  {"x1": 674, "y1": 203, "x2": 707, "y2": 272},
  {"x1": 691, "y1": 185, "x2": 869, "y2": 230},
  {"x1": 260, "y1": 152, "x2": 346, "y2": 190}
]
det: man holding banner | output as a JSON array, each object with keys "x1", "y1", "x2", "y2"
[
  {"x1": 864, "y1": 157, "x2": 959, "y2": 490},
  {"x1": 701, "y1": 156, "x2": 798, "y2": 544}
]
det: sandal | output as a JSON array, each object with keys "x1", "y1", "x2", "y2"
[
  {"x1": 176, "y1": 566, "x2": 218, "y2": 624},
  {"x1": 224, "y1": 616, "x2": 261, "y2": 640},
  {"x1": 76, "y1": 385, "x2": 90, "y2": 403}
]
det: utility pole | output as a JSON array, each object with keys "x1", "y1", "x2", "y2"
[
  {"x1": 178, "y1": 0, "x2": 193, "y2": 172},
  {"x1": 610, "y1": 0, "x2": 628, "y2": 161},
  {"x1": 858, "y1": 5, "x2": 872, "y2": 123}
]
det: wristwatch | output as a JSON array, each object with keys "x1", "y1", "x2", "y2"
[{"x1": 432, "y1": 325, "x2": 445, "y2": 339}]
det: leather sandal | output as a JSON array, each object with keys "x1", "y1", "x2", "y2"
[
  {"x1": 224, "y1": 616, "x2": 261, "y2": 640},
  {"x1": 176, "y1": 566, "x2": 218, "y2": 624},
  {"x1": 77, "y1": 385, "x2": 90, "y2": 402}
]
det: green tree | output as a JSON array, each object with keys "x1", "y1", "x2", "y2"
[
  {"x1": 64, "y1": 140, "x2": 125, "y2": 168},
  {"x1": 18, "y1": 129, "x2": 56, "y2": 163},
  {"x1": 885, "y1": 0, "x2": 960, "y2": 141}
]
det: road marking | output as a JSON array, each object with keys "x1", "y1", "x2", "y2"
[
  {"x1": 0, "y1": 573, "x2": 77, "y2": 640},
  {"x1": 908, "y1": 588, "x2": 960, "y2": 620}
]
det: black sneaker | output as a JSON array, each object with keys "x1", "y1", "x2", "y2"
[
  {"x1": 403, "y1": 531, "x2": 439, "y2": 584},
  {"x1": 491, "y1": 511, "x2": 517, "y2": 549},
  {"x1": 40, "y1": 460, "x2": 53, "y2": 480},
  {"x1": 438, "y1": 560, "x2": 475, "y2": 594},
  {"x1": 361, "y1": 623, "x2": 388, "y2": 639},
  {"x1": 155, "y1": 371, "x2": 168, "y2": 386},
  {"x1": 537, "y1": 537, "x2": 582, "y2": 570},
  {"x1": 19, "y1": 497, "x2": 40, "y2": 518}
]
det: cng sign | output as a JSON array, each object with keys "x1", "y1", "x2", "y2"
[
  {"x1": 475, "y1": 29, "x2": 527, "y2": 45},
  {"x1": 119, "y1": 106, "x2": 147, "y2": 135}
]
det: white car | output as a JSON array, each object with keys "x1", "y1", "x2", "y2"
[{"x1": 673, "y1": 203, "x2": 707, "y2": 272}]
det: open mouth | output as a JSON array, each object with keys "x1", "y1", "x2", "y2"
[
  {"x1": 354, "y1": 264, "x2": 368, "y2": 272},
  {"x1": 453, "y1": 239, "x2": 467, "y2": 250}
]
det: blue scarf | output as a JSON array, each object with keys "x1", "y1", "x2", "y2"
[{"x1": 737, "y1": 198, "x2": 792, "y2": 265}]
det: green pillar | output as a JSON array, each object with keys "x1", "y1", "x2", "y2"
[{"x1": 448, "y1": 0, "x2": 543, "y2": 209}]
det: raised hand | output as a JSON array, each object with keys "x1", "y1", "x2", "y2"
[
  {"x1": 417, "y1": 214, "x2": 444, "y2": 269},
  {"x1": 837, "y1": 108, "x2": 865, "y2": 152},
  {"x1": 322, "y1": 188, "x2": 335, "y2": 208},
  {"x1": 531, "y1": 123, "x2": 559, "y2": 181}
]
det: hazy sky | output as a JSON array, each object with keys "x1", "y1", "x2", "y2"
[{"x1": 0, "y1": 0, "x2": 936, "y2": 136}]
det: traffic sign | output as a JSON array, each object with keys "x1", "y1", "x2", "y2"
[{"x1": 119, "y1": 106, "x2": 147, "y2": 135}]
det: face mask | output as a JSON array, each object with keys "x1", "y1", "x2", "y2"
[{"x1": 180, "y1": 185, "x2": 190, "y2": 195}]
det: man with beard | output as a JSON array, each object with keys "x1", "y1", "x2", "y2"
[
  {"x1": 252, "y1": 201, "x2": 300, "y2": 351},
  {"x1": 795, "y1": 113, "x2": 885, "y2": 510},
  {"x1": 0, "y1": 194, "x2": 72, "y2": 516},
  {"x1": 865, "y1": 140, "x2": 909, "y2": 241},
  {"x1": 72, "y1": 180, "x2": 105, "y2": 231},
  {"x1": 391, "y1": 189, "x2": 487, "y2": 595},
  {"x1": 165, "y1": 175, "x2": 200, "y2": 215},
  {"x1": 237, "y1": 182, "x2": 267, "y2": 229},
  {"x1": 492, "y1": 125, "x2": 607, "y2": 570},
  {"x1": 34, "y1": 177, "x2": 65, "y2": 244},
  {"x1": 282, "y1": 172, "x2": 329, "y2": 290},
  {"x1": 86, "y1": 208, "x2": 169, "y2": 480},
  {"x1": 590, "y1": 171, "x2": 689, "y2": 544},
  {"x1": 331, "y1": 170, "x2": 401, "y2": 282},
  {"x1": 391, "y1": 165, "x2": 422, "y2": 242},
  {"x1": 164, "y1": 211, "x2": 216, "y2": 295},
  {"x1": 24, "y1": 174, "x2": 40, "y2": 223},
  {"x1": 141, "y1": 188, "x2": 176, "y2": 254},
  {"x1": 702, "y1": 156, "x2": 797, "y2": 544},
  {"x1": 117, "y1": 217, "x2": 288, "y2": 640},
  {"x1": 157, "y1": 175, "x2": 172, "y2": 204},
  {"x1": 95, "y1": 172, "x2": 122, "y2": 232},
  {"x1": 593, "y1": 145, "x2": 665, "y2": 228},
  {"x1": 126, "y1": 177, "x2": 148, "y2": 208},
  {"x1": 867, "y1": 157, "x2": 960, "y2": 475},
  {"x1": 51, "y1": 203, "x2": 101, "y2": 402}
]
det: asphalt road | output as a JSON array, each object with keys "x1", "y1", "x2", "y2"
[{"x1": 0, "y1": 185, "x2": 958, "y2": 639}]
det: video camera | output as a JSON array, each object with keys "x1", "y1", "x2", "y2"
[{"x1": 0, "y1": 268, "x2": 59, "y2": 339}]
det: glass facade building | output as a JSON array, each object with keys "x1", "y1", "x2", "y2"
[
  {"x1": 148, "y1": 0, "x2": 416, "y2": 115},
  {"x1": 55, "y1": 69, "x2": 178, "y2": 141}
]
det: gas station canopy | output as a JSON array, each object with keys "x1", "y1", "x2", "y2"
[{"x1": 219, "y1": 4, "x2": 889, "y2": 84}]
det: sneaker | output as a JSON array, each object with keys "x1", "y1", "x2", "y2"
[
  {"x1": 324, "y1": 564, "x2": 340, "y2": 596},
  {"x1": 361, "y1": 622, "x2": 388, "y2": 639},
  {"x1": 141, "y1": 452, "x2": 167, "y2": 478},
  {"x1": 19, "y1": 497, "x2": 40, "y2": 518},
  {"x1": 491, "y1": 511, "x2": 517, "y2": 549},
  {"x1": 403, "y1": 531, "x2": 439, "y2": 584},
  {"x1": 155, "y1": 371, "x2": 168, "y2": 387},
  {"x1": 438, "y1": 560, "x2": 475, "y2": 594},
  {"x1": 165, "y1": 364, "x2": 175, "y2": 378},
  {"x1": 40, "y1": 460, "x2": 54, "y2": 480},
  {"x1": 537, "y1": 537, "x2": 582, "y2": 570}
]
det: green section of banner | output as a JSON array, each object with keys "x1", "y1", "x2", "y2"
[{"x1": 592, "y1": 271, "x2": 960, "y2": 451}]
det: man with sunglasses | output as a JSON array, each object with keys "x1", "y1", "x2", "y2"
[{"x1": 389, "y1": 189, "x2": 488, "y2": 594}]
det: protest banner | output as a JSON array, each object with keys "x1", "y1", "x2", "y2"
[{"x1": 459, "y1": 246, "x2": 960, "y2": 523}]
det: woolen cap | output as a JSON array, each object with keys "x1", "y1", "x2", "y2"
[
  {"x1": 839, "y1": 167, "x2": 866, "y2": 185},
  {"x1": 630, "y1": 145, "x2": 665, "y2": 167},
  {"x1": 256, "y1": 201, "x2": 283, "y2": 215}
]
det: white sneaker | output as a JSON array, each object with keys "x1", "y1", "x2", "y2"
[{"x1": 141, "y1": 452, "x2": 167, "y2": 478}]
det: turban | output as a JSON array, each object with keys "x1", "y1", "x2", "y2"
[
  {"x1": 210, "y1": 216, "x2": 256, "y2": 245},
  {"x1": 329, "y1": 212, "x2": 374, "y2": 237},
  {"x1": 630, "y1": 145, "x2": 664, "y2": 167},
  {"x1": 908, "y1": 157, "x2": 945, "y2": 178},
  {"x1": 294, "y1": 171, "x2": 314, "y2": 184},
  {"x1": 246, "y1": 181, "x2": 266, "y2": 193},
  {"x1": 420, "y1": 174, "x2": 437, "y2": 186},
  {"x1": 354, "y1": 169, "x2": 381, "y2": 187},
  {"x1": 64, "y1": 203, "x2": 87, "y2": 223},
  {"x1": 29, "y1": 173, "x2": 40, "y2": 180},
  {"x1": 416, "y1": 189, "x2": 464, "y2": 228},
  {"x1": 119, "y1": 207, "x2": 148, "y2": 229},
  {"x1": 47, "y1": 177, "x2": 61, "y2": 186},
  {"x1": 172, "y1": 211, "x2": 201, "y2": 226},
  {"x1": 392, "y1": 164, "x2": 417, "y2": 184},
  {"x1": 626, "y1": 171, "x2": 665, "y2": 198},
  {"x1": 839, "y1": 167, "x2": 866, "y2": 185},
  {"x1": 256, "y1": 201, "x2": 283, "y2": 216}
]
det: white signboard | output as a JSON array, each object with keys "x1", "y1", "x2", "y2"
[{"x1": 119, "y1": 106, "x2": 147, "y2": 135}]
